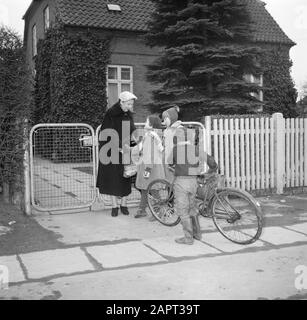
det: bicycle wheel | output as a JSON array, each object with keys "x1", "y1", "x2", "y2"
[
  {"x1": 146, "y1": 179, "x2": 180, "y2": 227},
  {"x1": 210, "y1": 188, "x2": 263, "y2": 244}
]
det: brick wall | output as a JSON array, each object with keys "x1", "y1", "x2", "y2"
[
  {"x1": 64, "y1": 28, "x2": 163, "y2": 122},
  {"x1": 109, "y1": 34, "x2": 161, "y2": 122}
]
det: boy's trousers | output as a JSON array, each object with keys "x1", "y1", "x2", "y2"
[{"x1": 173, "y1": 176, "x2": 198, "y2": 219}]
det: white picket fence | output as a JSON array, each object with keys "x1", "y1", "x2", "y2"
[{"x1": 204, "y1": 113, "x2": 307, "y2": 194}]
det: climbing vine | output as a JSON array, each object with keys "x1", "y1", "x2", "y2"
[
  {"x1": 261, "y1": 45, "x2": 298, "y2": 118},
  {"x1": 34, "y1": 25, "x2": 111, "y2": 127}
]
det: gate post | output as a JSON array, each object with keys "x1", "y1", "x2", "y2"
[
  {"x1": 24, "y1": 119, "x2": 31, "y2": 215},
  {"x1": 273, "y1": 113, "x2": 285, "y2": 194}
]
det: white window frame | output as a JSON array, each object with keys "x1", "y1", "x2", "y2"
[
  {"x1": 43, "y1": 5, "x2": 50, "y2": 33},
  {"x1": 244, "y1": 73, "x2": 263, "y2": 102},
  {"x1": 106, "y1": 65, "x2": 134, "y2": 107},
  {"x1": 32, "y1": 24, "x2": 37, "y2": 57}
]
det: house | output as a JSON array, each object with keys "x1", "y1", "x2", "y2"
[{"x1": 23, "y1": 0, "x2": 295, "y2": 122}]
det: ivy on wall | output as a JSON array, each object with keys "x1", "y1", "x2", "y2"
[
  {"x1": 34, "y1": 26, "x2": 110, "y2": 128},
  {"x1": 34, "y1": 25, "x2": 111, "y2": 162},
  {"x1": 261, "y1": 45, "x2": 298, "y2": 118}
]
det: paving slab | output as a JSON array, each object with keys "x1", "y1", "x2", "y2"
[
  {"x1": 35, "y1": 210, "x2": 184, "y2": 245},
  {"x1": 286, "y1": 223, "x2": 307, "y2": 235},
  {"x1": 143, "y1": 236, "x2": 221, "y2": 258},
  {"x1": 86, "y1": 241, "x2": 166, "y2": 268},
  {"x1": 19, "y1": 248, "x2": 94, "y2": 279},
  {"x1": 243, "y1": 226, "x2": 307, "y2": 245},
  {"x1": 202, "y1": 231, "x2": 265, "y2": 253},
  {"x1": 0, "y1": 255, "x2": 25, "y2": 283}
]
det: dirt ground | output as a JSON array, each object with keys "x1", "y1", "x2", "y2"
[{"x1": 0, "y1": 201, "x2": 63, "y2": 256}]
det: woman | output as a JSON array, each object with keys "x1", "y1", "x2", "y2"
[{"x1": 96, "y1": 91, "x2": 137, "y2": 217}]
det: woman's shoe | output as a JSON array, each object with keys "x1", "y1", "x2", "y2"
[
  {"x1": 111, "y1": 207, "x2": 119, "y2": 217},
  {"x1": 120, "y1": 206, "x2": 130, "y2": 215}
]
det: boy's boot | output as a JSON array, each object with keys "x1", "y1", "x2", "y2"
[
  {"x1": 191, "y1": 215, "x2": 202, "y2": 240},
  {"x1": 135, "y1": 208, "x2": 147, "y2": 218},
  {"x1": 135, "y1": 190, "x2": 147, "y2": 218},
  {"x1": 175, "y1": 217, "x2": 194, "y2": 245}
]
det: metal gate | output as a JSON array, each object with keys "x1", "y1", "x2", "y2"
[
  {"x1": 29, "y1": 122, "x2": 206, "y2": 212},
  {"x1": 29, "y1": 124, "x2": 97, "y2": 211}
]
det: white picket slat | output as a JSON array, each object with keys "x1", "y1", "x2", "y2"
[
  {"x1": 250, "y1": 118, "x2": 255, "y2": 190},
  {"x1": 285, "y1": 118, "x2": 290, "y2": 188},
  {"x1": 255, "y1": 118, "x2": 260, "y2": 190},
  {"x1": 305, "y1": 119, "x2": 307, "y2": 186},
  {"x1": 270, "y1": 117, "x2": 275, "y2": 189},
  {"x1": 240, "y1": 118, "x2": 245, "y2": 190},
  {"x1": 295, "y1": 118, "x2": 299, "y2": 186},
  {"x1": 213, "y1": 119, "x2": 218, "y2": 170},
  {"x1": 219, "y1": 119, "x2": 224, "y2": 176},
  {"x1": 235, "y1": 119, "x2": 240, "y2": 189},
  {"x1": 290, "y1": 118, "x2": 295, "y2": 187},
  {"x1": 301, "y1": 119, "x2": 304, "y2": 185},
  {"x1": 229, "y1": 119, "x2": 235, "y2": 187},
  {"x1": 245, "y1": 118, "x2": 251, "y2": 191},
  {"x1": 260, "y1": 118, "x2": 265, "y2": 189},
  {"x1": 224, "y1": 119, "x2": 230, "y2": 186}
]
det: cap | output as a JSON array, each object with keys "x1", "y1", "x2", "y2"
[
  {"x1": 119, "y1": 91, "x2": 138, "y2": 102},
  {"x1": 162, "y1": 105, "x2": 180, "y2": 125}
]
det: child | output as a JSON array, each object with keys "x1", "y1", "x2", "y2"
[
  {"x1": 167, "y1": 127, "x2": 217, "y2": 245},
  {"x1": 134, "y1": 115, "x2": 165, "y2": 219},
  {"x1": 161, "y1": 105, "x2": 184, "y2": 182}
]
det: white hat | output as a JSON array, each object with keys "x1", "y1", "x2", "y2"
[{"x1": 119, "y1": 91, "x2": 137, "y2": 102}]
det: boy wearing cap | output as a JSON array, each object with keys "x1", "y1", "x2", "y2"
[
  {"x1": 161, "y1": 105, "x2": 184, "y2": 182},
  {"x1": 167, "y1": 127, "x2": 218, "y2": 245}
]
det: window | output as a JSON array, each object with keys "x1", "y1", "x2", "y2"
[
  {"x1": 43, "y1": 6, "x2": 50, "y2": 33},
  {"x1": 32, "y1": 24, "x2": 37, "y2": 57},
  {"x1": 107, "y1": 65, "x2": 133, "y2": 107},
  {"x1": 244, "y1": 73, "x2": 263, "y2": 102},
  {"x1": 107, "y1": 4, "x2": 121, "y2": 11}
]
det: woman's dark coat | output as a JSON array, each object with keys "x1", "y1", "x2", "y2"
[{"x1": 96, "y1": 101, "x2": 136, "y2": 197}]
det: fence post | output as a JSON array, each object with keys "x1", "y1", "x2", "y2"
[
  {"x1": 204, "y1": 116, "x2": 211, "y2": 154},
  {"x1": 273, "y1": 113, "x2": 285, "y2": 194}
]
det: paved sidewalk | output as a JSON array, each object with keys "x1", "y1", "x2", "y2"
[{"x1": 0, "y1": 193, "x2": 306, "y2": 291}]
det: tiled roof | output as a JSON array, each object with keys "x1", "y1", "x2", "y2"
[
  {"x1": 55, "y1": 0, "x2": 295, "y2": 46},
  {"x1": 244, "y1": 0, "x2": 295, "y2": 45},
  {"x1": 56, "y1": 0, "x2": 155, "y2": 32}
]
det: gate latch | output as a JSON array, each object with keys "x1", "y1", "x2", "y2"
[{"x1": 79, "y1": 134, "x2": 93, "y2": 148}]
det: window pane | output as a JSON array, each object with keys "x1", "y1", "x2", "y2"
[
  {"x1": 121, "y1": 84, "x2": 131, "y2": 92},
  {"x1": 108, "y1": 83, "x2": 118, "y2": 107},
  {"x1": 44, "y1": 6, "x2": 50, "y2": 32},
  {"x1": 108, "y1": 67, "x2": 118, "y2": 80},
  {"x1": 121, "y1": 68, "x2": 131, "y2": 80},
  {"x1": 32, "y1": 25, "x2": 37, "y2": 56}
]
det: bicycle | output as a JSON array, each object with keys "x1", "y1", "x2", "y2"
[{"x1": 146, "y1": 172, "x2": 263, "y2": 245}]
